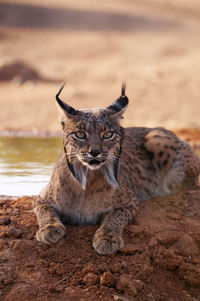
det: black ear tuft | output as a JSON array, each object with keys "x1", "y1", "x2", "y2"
[
  {"x1": 121, "y1": 82, "x2": 126, "y2": 97},
  {"x1": 106, "y1": 83, "x2": 129, "y2": 115},
  {"x1": 56, "y1": 83, "x2": 78, "y2": 116}
]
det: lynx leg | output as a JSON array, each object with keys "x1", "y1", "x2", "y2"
[
  {"x1": 93, "y1": 202, "x2": 138, "y2": 254},
  {"x1": 33, "y1": 197, "x2": 66, "y2": 244}
]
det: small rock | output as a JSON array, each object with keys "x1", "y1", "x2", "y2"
[
  {"x1": 153, "y1": 247, "x2": 183, "y2": 270},
  {"x1": 83, "y1": 273, "x2": 99, "y2": 286},
  {"x1": 0, "y1": 216, "x2": 11, "y2": 225},
  {"x1": 120, "y1": 243, "x2": 144, "y2": 255},
  {"x1": 110, "y1": 262, "x2": 127, "y2": 273},
  {"x1": 116, "y1": 274, "x2": 137, "y2": 296},
  {"x1": 100, "y1": 271, "x2": 116, "y2": 287},
  {"x1": 82, "y1": 263, "x2": 99, "y2": 275},
  {"x1": 132, "y1": 279, "x2": 144, "y2": 291},
  {"x1": 178, "y1": 263, "x2": 200, "y2": 286},
  {"x1": 156, "y1": 230, "x2": 180, "y2": 245},
  {"x1": 7, "y1": 227, "x2": 22, "y2": 238},
  {"x1": 167, "y1": 213, "x2": 181, "y2": 220},
  {"x1": 175, "y1": 234, "x2": 199, "y2": 256}
]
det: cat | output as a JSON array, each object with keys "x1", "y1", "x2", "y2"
[{"x1": 33, "y1": 84, "x2": 200, "y2": 254}]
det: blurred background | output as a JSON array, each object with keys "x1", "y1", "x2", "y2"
[
  {"x1": 0, "y1": 0, "x2": 200, "y2": 195},
  {"x1": 0, "y1": 0, "x2": 200, "y2": 132}
]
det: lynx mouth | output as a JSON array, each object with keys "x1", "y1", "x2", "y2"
[
  {"x1": 88, "y1": 159, "x2": 106, "y2": 166},
  {"x1": 89, "y1": 159, "x2": 101, "y2": 166}
]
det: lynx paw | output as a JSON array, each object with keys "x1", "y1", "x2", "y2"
[
  {"x1": 93, "y1": 228, "x2": 124, "y2": 254},
  {"x1": 36, "y1": 223, "x2": 66, "y2": 244}
]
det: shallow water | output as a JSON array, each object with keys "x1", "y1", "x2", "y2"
[{"x1": 0, "y1": 137, "x2": 62, "y2": 196}]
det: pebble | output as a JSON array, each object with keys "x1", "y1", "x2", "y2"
[
  {"x1": 116, "y1": 274, "x2": 144, "y2": 296},
  {"x1": 100, "y1": 271, "x2": 116, "y2": 287},
  {"x1": 156, "y1": 230, "x2": 180, "y2": 245},
  {"x1": 0, "y1": 216, "x2": 11, "y2": 225},
  {"x1": 110, "y1": 262, "x2": 127, "y2": 273},
  {"x1": 82, "y1": 263, "x2": 99, "y2": 275},
  {"x1": 113, "y1": 295, "x2": 131, "y2": 301},
  {"x1": 83, "y1": 273, "x2": 99, "y2": 286},
  {"x1": 120, "y1": 243, "x2": 144, "y2": 255},
  {"x1": 178, "y1": 263, "x2": 200, "y2": 286},
  {"x1": 175, "y1": 234, "x2": 199, "y2": 256},
  {"x1": 7, "y1": 227, "x2": 22, "y2": 238},
  {"x1": 153, "y1": 247, "x2": 183, "y2": 270},
  {"x1": 166, "y1": 213, "x2": 181, "y2": 220}
]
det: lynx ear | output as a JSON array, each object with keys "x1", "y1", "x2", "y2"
[
  {"x1": 106, "y1": 83, "x2": 129, "y2": 117},
  {"x1": 56, "y1": 83, "x2": 80, "y2": 117}
]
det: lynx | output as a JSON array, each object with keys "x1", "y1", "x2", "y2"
[{"x1": 33, "y1": 84, "x2": 200, "y2": 254}]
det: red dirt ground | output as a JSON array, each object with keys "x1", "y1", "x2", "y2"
[{"x1": 0, "y1": 187, "x2": 200, "y2": 301}]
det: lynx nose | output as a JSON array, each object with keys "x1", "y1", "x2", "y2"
[{"x1": 90, "y1": 149, "x2": 101, "y2": 157}]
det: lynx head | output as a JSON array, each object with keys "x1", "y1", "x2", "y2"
[{"x1": 56, "y1": 84, "x2": 129, "y2": 189}]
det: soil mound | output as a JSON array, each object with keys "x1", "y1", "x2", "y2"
[
  {"x1": 0, "y1": 188, "x2": 200, "y2": 300},
  {"x1": 0, "y1": 61, "x2": 59, "y2": 84},
  {"x1": 0, "y1": 61, "x2": 42, "y2": 83}
]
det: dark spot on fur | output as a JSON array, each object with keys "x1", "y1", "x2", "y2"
[
  {"x1": 156, "y1": 143, "x2": 161, "y2": 146},
  {"x1": 135, "y1": 167, "x2": 142, "y2": 175},
  {"x1": 170, "y1": 146, "x2": 177, "y2": 151},
  {"x1": 157, "y1": 162, "x2": 161, "y2": 170},
  {"x1": 162, "y1": 159, "x2": 168, "y2": 167},
  {"x1": 158, "y1": 151, "x2": 163, "y2": 157},
  {"x1": 144, "y1": 187, "x2": 150, "y2": 195},
  {"x1": 146, "y1": 165, "x2": 156, "y2": 172},
  {"x1": 145, "y1": 177, "x2": 153, "y2": 183},
  {"x1": 164, "y1": 145, "x2": 168, "y2": 149},
  {"x1": 147, "y1": 151, "x2": 154, "y2": 160}
]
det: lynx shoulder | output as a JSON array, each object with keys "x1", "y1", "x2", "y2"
[{"x1": 33, "y1": 84, "x2": 200, "y2": 254}]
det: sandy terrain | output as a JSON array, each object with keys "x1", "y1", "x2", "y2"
[{"x1": 0, "y1": 0, "x2": 200, "y2": 134}]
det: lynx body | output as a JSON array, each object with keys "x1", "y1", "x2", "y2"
[{"x1": 33, "y1": 84, "x2": 200, "y2": 254}]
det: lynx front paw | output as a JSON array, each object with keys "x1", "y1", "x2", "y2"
[
  {"x1": 93, "y1": 228, "x2": 124, "y2": 255},
  {"x1": 36, "y1": 223, "x2": 66, "y2": 245}
]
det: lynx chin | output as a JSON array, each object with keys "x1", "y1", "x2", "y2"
[{"x1": 33, "y1": 84, "x2": 200, "y2": 254}]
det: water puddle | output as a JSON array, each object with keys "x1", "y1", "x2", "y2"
[
  {"x1": 0, "y1": 136, "x2": 199, "y2": 197},
  {"x1": 0, "y1": 136, "x2": 62, "y2": 196}
]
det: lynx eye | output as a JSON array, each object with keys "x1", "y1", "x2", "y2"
[
  {"x1": 103, "y1": 131, "x2": 114, "y2": 140},
  {"x1": 74, "y1": 131, "x2": 87, "y2": 140}
]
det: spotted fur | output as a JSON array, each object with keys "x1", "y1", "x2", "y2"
[{"x1": 33, "y1": 85, "x2": 200, "y2": 254}]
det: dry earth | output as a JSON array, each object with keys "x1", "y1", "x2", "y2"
[{"x1": 0, "y1": 188, "x2": 200, "y2": 301}]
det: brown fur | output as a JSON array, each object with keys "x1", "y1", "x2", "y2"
[{"x1": 33, "y1": 85, "x2": 200, "y2": 254}]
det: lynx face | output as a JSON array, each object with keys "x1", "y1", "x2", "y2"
[
  {"x1": 63, "y1": 110, "x2": 122, "y2": 170},
  {"x1": 56, "y1": 84, "x2": 128, "y2": 189}
]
